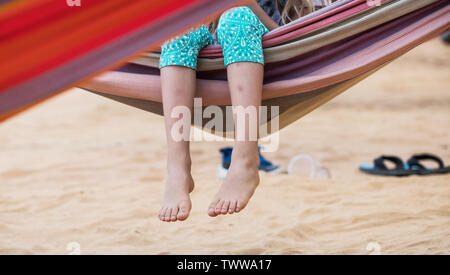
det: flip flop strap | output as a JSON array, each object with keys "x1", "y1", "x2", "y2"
[
  {"x1": 374, "y1": 155, "x2": 404, "y2": 170},
  {"x1": 407, "y1": 154, "x2": 444, "y2": 169}
]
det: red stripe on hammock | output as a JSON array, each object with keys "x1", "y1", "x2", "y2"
[
  {"x1": 0, "y1": 0, "x2": 204, "y2": 92},
  {"x1": 0, "y1": 0, "x2": 245, "y2": 122}
]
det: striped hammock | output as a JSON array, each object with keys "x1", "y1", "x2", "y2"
[{"x1": 1, "y1": 0, "x2": 449, "y2": 137}]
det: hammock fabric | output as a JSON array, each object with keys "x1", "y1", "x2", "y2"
[
  {"x1": 1, "y1": 0, "x2": 449, "y2": 138},
  {"x1": 0, "y1": 0, "x2": 244, "y2": 122},
  {"x1": 83, "y1": 0, "x2": 449, "y2": 137}
]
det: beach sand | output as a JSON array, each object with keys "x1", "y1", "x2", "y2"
[{"x1": 0, "y1": 39, "x2": 449, "y2": 255}]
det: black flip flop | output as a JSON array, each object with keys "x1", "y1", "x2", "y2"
[
  {"x1": 406, "y1": 154, "x2": 450, "y2": 175},
  {"x1": 359, "y1": 155, "x2": 415, "y2": 176}
]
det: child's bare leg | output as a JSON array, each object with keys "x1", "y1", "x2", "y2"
[
  {"x1": 208, "y1": 62, "x2": 263, "y2": 217},
  {"x1": 159, "y1": 66, "x2": 196, "y2": 222}
]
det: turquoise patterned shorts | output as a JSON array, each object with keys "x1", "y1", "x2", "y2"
[{"x1": 159, "y1": 7, "x2": 269, "y2": 70}]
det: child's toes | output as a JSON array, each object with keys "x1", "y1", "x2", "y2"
[
  {"x1": 235, "y1": 202, "x2": 242, "y2": 213},
  {"x1": 214, "y1": 200, "x2": 225, "y2": 215},
  {"x1": 228, "y1": 201, "x2": 237, "y2": 214},
  {"x1": 208, "y1": 199, "x2": 220, "y2": 217},
  {"x1": 221, "y1": 201, "x2": 230, "y2": 214},
  {"x1": 177, "y1": 203, "x2": 190, "y2": 221},
  {"x1": 164, "y1": 208, "x2": 172, "y2": 222},
  {"x1": 170, "y1": 207, "x2": 179, "y2": 222},
  {"x1": 159, "y1": 207, "x2": 167, "y2": 221}
]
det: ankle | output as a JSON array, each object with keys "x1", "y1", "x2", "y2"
[
  {"x1": 167, "y1": 155, "x2": 191, "y2": 175},
  {"x1": 233, "y1": 141, "x2": 258, "y2": 154},
  {"x1": 231, "y1": 144, "x2": 260, "y2": 169},
  {"x1": 165, "y1": 165, "x2": 193, "y2": 191}
]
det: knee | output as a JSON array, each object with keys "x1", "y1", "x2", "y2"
[
  {"x1": 217, "y1": 7, "x2": 269, "y2": 67},
  {"x1": 217, "y1": 6, "x2": 269, "y2": 45},
  {"x1": 159, "y1": 26, "x2": 213, "y2": 70}
]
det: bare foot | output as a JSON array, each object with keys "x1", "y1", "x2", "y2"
[
  {"x1": 158, "y1": 166, "x2": 194, "y2": 222},
  {"x1": 208, "y1": 147, "x2": 260, "y2": 217}
]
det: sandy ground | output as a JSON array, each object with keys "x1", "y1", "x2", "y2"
[{"x1": 0, "y1": 39, "x2": 449, "y2": 255}]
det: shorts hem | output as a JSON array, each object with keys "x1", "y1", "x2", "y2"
[{"x1": 224, "y1": 58, "x2": 265, "y2": 67}]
